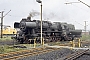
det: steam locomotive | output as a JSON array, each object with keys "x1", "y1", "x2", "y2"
[{"x1": 14, "y1": 17, "x2": 82, "y2": 43}]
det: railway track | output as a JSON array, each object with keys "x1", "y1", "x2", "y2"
[
  {"x1": 64, "y1": 49, "x2": 89, "y2": 60},
  {"x1": 0, "y1": 47, "x2": 60, "y2": 60}
]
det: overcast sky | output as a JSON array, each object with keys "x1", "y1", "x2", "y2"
[{"x1": 0, "y1": 0, "x2": 90, "y2": 31}]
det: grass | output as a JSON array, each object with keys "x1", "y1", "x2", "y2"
[
  {"x1": 80, "y1": 35, "x2": 90, "y2": 41},
  {"x1": 0, "y1": 36, "x2": 13, "y2": 41},
  {"x1": 0, "y1": 35, "x2": 90, "y2": 54},
  {"x1": 0, "y1": 45, "x2": 25, "y2": 54},
  {"x1": 0, "y1": 43, "x2": 43, "y2": 54}
]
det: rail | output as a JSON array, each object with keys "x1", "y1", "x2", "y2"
[
  {"x1": 0, "y1": 47, "x2": 60, "y2": 60},
  {"x1": 64, "y1": 49, "x2": 89, "y2": 60}
]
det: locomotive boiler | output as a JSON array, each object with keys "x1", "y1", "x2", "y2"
[{"x1": 14, "y1": 17, "x2": 82, "y2": 43}]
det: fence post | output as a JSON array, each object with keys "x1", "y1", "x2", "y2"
[
  {"x1": 42, "y1": 38, "x2": 44, "y2": 47},
  {"x1": 78, "y1": 39, "x2": 81, "y2": 48},
  {"x1": 34, "y1": 38, "x2": 36, "y2": 48},
  {"x1": 72, "y1": 40, "x2": 75, "y2": 48}
]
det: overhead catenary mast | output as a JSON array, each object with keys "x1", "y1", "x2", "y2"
[{"x1": 0, "y1": 10, "x2": 11, "y2": 38}]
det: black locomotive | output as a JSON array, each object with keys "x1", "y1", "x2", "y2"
[{"x1": 14, "y1": 17, "x2": 82, "y2": 43}]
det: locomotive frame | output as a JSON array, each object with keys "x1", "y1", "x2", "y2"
[{"x1": 13, "y1": 17, "x2": 82, "y2": 44}]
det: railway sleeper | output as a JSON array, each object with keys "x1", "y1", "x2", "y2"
[
  {"x1": 65, "y1": 49, "x2": 89, "y2": 60},
  {"x1": 4, "y1": 49, "x2": 58, "y2": 60}
]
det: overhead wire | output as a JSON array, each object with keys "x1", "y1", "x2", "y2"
[
  {"x1": 64, "y1": 0, "x2": 90, "y2": 13},
  {"x1": 63, "y1": 0, "x2": 90, "y2": 31}
]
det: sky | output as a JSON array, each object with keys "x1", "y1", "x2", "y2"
[{"x1": 0, "y1": 0, "x2": 90, "y2": 31}]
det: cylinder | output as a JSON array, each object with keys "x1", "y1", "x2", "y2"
[
  {"x1": 25, "y1": 22, "x2": 37, "y2": 28},
  {"x1": 20, "y1": 22, "x2": 37, "y2": 28},
  {"x1": 20, "y1": 22, "x2": 37, "y2": 31}
]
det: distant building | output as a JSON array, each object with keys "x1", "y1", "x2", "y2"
[
  {"x1": 82, "y1": 32, "x2": 90, "y2": 35},
  {"x1": 0, "y1": 27, "x2": 17, "y2": 35}
]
